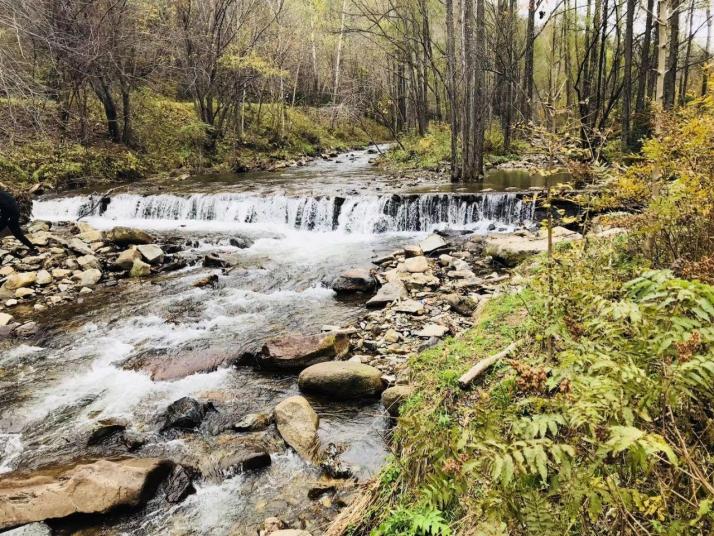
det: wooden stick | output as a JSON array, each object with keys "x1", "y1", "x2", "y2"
[{"x1": 458, "y1": 339, "x2": 522, "y2": 389}]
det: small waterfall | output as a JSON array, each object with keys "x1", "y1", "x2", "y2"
[{"x1": 33, "y1": 192, "x2": 535, "y2": 233}]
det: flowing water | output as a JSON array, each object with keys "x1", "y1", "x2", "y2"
[{"x1": 0, "y1": 147, "x2": 541, "y2": 535}]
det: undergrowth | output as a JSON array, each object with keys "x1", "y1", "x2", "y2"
[{"x1": 356, "y1": 235, "x2": 714, "y2": 536}]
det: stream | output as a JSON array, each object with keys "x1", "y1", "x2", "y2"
[{"x1": 0, "y1": 148, "x2": 541, "y2": 535}]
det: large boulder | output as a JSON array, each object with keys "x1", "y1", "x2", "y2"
[
  {"x1": 107, "y1": 227, "x2": 153, "y2": 246},
  {"x1": 257, "y1": 332, "x2": 349, "y2": 370},
  {"x1": 0, "y1": 458, "x2": 173, "y2": 530},
  {"x1": 298, "y1": 362, "x2": 384, "y2": 399},
  {"x1": 331, "y1": 268, "x2": 376, "y2": 293},
  {"x1": 274, "y1": 396, "x2": 319, "y2": 460},
  {"x1": 366, "y1": 280, "x2": 408, "y2": 308},
  {"x1": 484, "y1": 227, "x2": 582, "y2": 267}
]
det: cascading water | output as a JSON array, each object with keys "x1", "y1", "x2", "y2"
[{"x1": 33, "y1": 192, "x2": 535, "y2": 233}]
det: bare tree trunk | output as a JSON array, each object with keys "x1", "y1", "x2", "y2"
[
  {"x1": 522, "y1": 0, "x2": 536, "y2": 122},
  {"x1": 678, "y1": 0, "x2": 695, "y2": 104},
  {"x1": 445, "y1": 0, "x2": 459, "y2": 180},
  {"x1": 655, "y1": 0, "x2": 670, "y2": 109},
  {"x1": 703, "y1": 4, "x2": 712, "y2": 95},
  {"x1": 636, "y1": 0, "x2": 655, "y2": 115},
  {"x1": 622, "y1": 0, "x2": 635, "y2": 145},
  {"x1": 332, "y1": 0, "x2": 347, "y2": 103},
  {"x1": 663, "y1": 0, "x2": 680, "y2": 109},
  {"x1": 473, "y1": 0, "x2": 486, "y2": 178}
]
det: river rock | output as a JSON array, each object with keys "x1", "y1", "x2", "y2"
[
  {"x1": 3, "y1": 272, "x2": 37, "y2": 291},
  {"x1": 78, "y1": 268, "x2": 102, "y2": 286},
  {"x1": 394, "y1": 299, "x2": 425, "y2": 315},
  {"x1": 77, "y1": 254, "x2": 100, "y2": 269},
  {"x1": 126, "y1": 347, "x2": 238, "y2": 381},
  {"x1": 2, "y1": 522, "x2": 52, "y2": 535},
  {"x1": 298, "y1": 362, "x2": 384, "y2": 399},
  {"x1": 86, "y1": 418, "x2": 128, "y2": 446},
  {"x1": 403, "y1": 245, "x2": 422, "y2": 258},
  {"x1": 164, "y1": 465, "x2": 196, "y2": 503},
  {"x1": 107, "y1": 227, "x2": 153, "y2": 246},
  {"x1": 403, "y1": 256, "x2": 428, "y2": 273},
  {"x1": 137, "y1": 244, "x2": 165, "y2": 265},
  {"x1": 0, "y1": 312, "x2": 13, "y2": 326},
  {"x1": 35, "y1": 270, "x2": 52, "y2": 286},
  {"x1": 78, "y1": 229, "x2": 104, "y2": 243},
  {"x1": 229, "y1": 236, "x2": 254, "y2": 249},
  {"x1": 445, "y1": 293, "x2": 478, "y2": 316},
  {"x1": 415, "y1": 323, "x2": 449, "y2": 338},
  {"x1": 161, "y1": 397, "x2": 210, "y2": 431},
  {"x1": 271, "y1": 531, "x2": 312, "y2": 536},
  {"x1": 274, "y1": 396, "x2": 319, "y2": 460},
  {"x1": 366, "y1": 280, "x2": 408, "y2": 308},
  {"x1": 234, "y1": 412, "x2": 273, "y2": 432},
  {"x1": 263, "y1": 517, "x2": 286, "y2": 533},
  {"x1": 0, "y1": 458, "x2": 173, "y2": 530},
  {"x1": 381, "y1": 385, "x2": 414, "y2": 417},
  {"x1": 114, "y1": 248, "x2": 142, "y2": 270},
  {"x1": 419, "y1": 234, "x2": 447, "y2": 254},
  {"x1": 67, "y1": 238, "x2": 94, "y2": 256},
  {"x1": 331, "y1": 268, "x2": 376, "y2": 293},
  {"x1": 258, "y1": 332, "x2": 349, "y2": 370},
  {"x1": 28, "y1": 232, "x2": 51, "y2": 247},
  {"x1": 484, "y1": 227, "x2": 582, "y2": 266},
  {"x1": 15, "y1": 288, "x2": 35, "y2": 299},
  {"x1": 130, "y1": 259, "x2": 151, "y2": 277}
]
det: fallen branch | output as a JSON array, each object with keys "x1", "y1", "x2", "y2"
[
  {"x1": 76, "y1": 185, "x2": 129, "y2": 221},
  {"x1": 458, "y1": 339, "x2": 523, "y2": 389}
]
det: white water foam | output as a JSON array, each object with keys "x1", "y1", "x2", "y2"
[{"x1": 33, "y1": 192, "x2": 534, "y2": 234}]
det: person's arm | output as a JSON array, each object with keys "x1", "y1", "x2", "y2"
[{"x1": 7, "y1": 219, "x2": 38, "y2": 252}]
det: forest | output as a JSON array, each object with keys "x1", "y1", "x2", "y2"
[{"x1": 0, "y1": 0, "x2": 713, "y2": 535}]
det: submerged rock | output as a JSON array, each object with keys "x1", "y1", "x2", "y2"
[
  {"x1": 0, "y1": 458, "x2": 173, "y2": 530},
  {"x1": 162, "y1": 397, "x2": 211, "y2": 432},
  {"x1": 257, "y1": 332, "x2": 349, "y2": 370},
  {"x1": 274, "y1": 396, "x2": 319, "y2": 461},
  {"x1": 298, "y1": 362, "x2": 384, "y2": 399}
]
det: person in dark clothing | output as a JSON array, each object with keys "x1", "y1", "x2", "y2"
[{"x1": 0, "y1": 190, "x2": 38, "y2": 252}]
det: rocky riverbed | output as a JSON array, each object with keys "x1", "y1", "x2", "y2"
[
  {"x1": 0, "y1": 216, "x2": 586, "y2": 535},
  {"x1": 0, "y1": 221, "x2": 194, "y2": 339},
  {"x1": 0, "y1": 147, "x2": 596, "y2": 535}
]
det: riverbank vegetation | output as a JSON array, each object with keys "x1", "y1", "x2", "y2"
[{"x1": 342, "y1": 90, "x2": 714, "y2": 536}]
